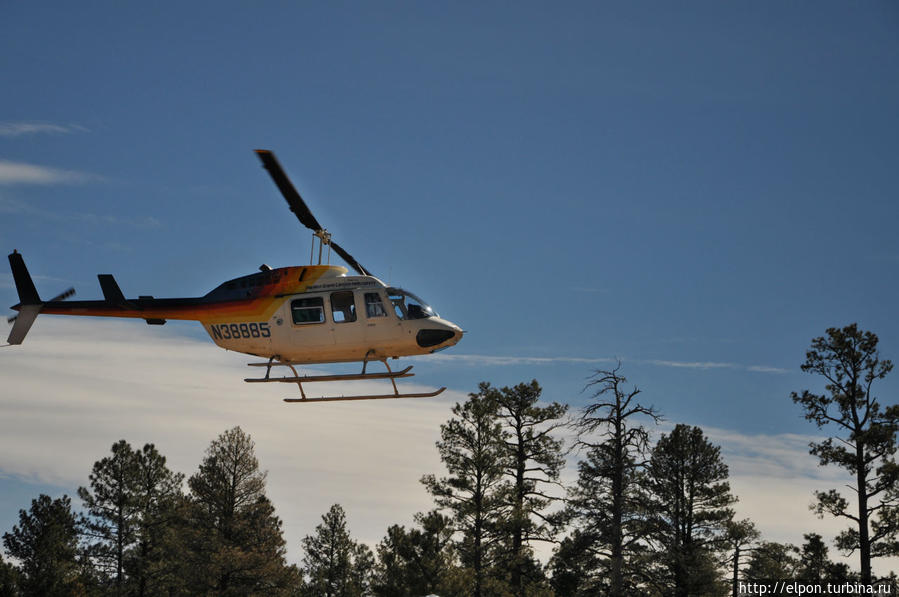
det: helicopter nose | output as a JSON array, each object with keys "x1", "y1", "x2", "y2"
[{"x1": 416, "y1": 329, "x2": 456, "y2": 348}]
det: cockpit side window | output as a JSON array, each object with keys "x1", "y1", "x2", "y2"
[
  {"x1": 388, "y1": 290, "x2": 407, "y2": 320},
  {"x1": 365, "y1": 292, "x2": 387, "y2": 318},
  {"x1": 330, "y1": 291, "x2": 357, "y2": 323},
  {"x1": 292, "y1": 297, "x2": 325, "y2": 324}
]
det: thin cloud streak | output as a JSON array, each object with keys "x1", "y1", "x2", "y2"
[
  {"x1": 422, "y1": 354, "x2": 618, "y2": 367},
  {"x1": 0, "y1": 122, "x2": 88, "y2": 137},
  {"x1": 0, "y1": 160, "x2": 101, "y2": 186},
  {"x1": 0, "y1": 273, "x2": 76, "y2": 291},
  {"x1": 645, "y1": 359, "x2": 734, "y2": 370},
  {"x1": 0, "y1": 196, "x2": 159, "y2": 228},
  {"x1": 426, "y1": 353, "x2": 790, "y2": 374}
]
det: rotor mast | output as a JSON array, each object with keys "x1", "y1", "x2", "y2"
[
  {"x1": 255, "y1": 149, "x2": 370, "y2": 276},
  {"x1": 310, "y1": 229, "x2": 332, "y2": 266}
]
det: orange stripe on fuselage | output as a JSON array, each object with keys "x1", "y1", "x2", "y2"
[{"x1": 35, "y1": 265, "x2": 336, "y2": 323}]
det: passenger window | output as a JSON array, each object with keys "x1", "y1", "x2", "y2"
[
  {"x1": 291, "y1": 297, "x2": 325, "y2": 324},
  {"x1": 331, "y1": 291, "x2": 356, "y2": 323},
  {"x1": 365, "y1": 292, "x2": 387, "y2": 318}
]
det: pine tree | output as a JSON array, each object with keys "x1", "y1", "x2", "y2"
[
  {"x1": 644, "y1": 424, "x2": 735, "y2": 597},
  {"x1": 126, "y1": 443, "x2": 184, "y2": 597},
  {"x1": 796, "y1": 533, "x2": 853, "y2": 582},
  {"x1": 421, "y1": 386, "x2": 510, "y2": 597},
  {"x1": 723, "y1": 519, "x2": 760, "y2": 597},
  {"x1": 2, "y1": 494, "x2": 81, "y2": 596},
  {"x1": 488, "y1": 380, "x2": 567, "y2": 595},
  {"x1": 548, "y1": 530, "x2": 600, "y2": 597},
  {"x1": 744, "y1": 541, "x2": 798, "y2": 583},
  {"x1": 182, "y1": 426, "x2": 293, "y2": 595},
  {"x1": 78, "y1": 440, "x2": 184, "y2": 596},
  {"x1": 78, "y1": 439, "x2": 141, "y2": 591},
  {"x1": 791, "y1": 324, "x2": 898, "y2": 584},
  {"x1": 372, "y1": 510, "x2": 464, "y2": 597},
  {"x1": 567, "y1": 366, "x2": 661, "y2": 595},
  {"x1": 0, "y1": 551, "x2": 20, "y2": 595},
  {"x1": 301, "y1": 504, "x2": 373, "y2": 597}
]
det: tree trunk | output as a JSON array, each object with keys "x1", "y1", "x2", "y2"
[
  {"x1": 732, "y1": 545, "x2": 739, "y2": 597},
  {"x1": 857, "y1": 445, "x2": 871, "y2": 585},
  {"x1": 610, "y1": 419, "x2": 624, "y2": 594}
]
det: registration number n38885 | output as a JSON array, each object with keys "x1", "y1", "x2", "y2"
[{"x1": 210, "y1": 322, "x2": 271, "y2": 340}]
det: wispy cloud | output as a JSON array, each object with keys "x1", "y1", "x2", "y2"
[
  {"x1": 0, "y1": 122, "x2": 88, "y2": 137},
  {"x1": 425, "y1": 353, "x2": 790, "y2": 374},
  {"x1": 0, "y1": 160, "x2": 101, "y2": 186},
  {"x1": 0, "y1": 196, "x2": 159, "y2": 228},
  {"x1": 747, "y1": 365, "x2": 791, "y2": 374},
  {"x1": 0, "y1": 318, "x2": 458, "y2": 562},
  {"x1": 423, "y1": 353, "x2": 618, "y2": 367},
  {"x1": 644, "y1": 359, "x2": 734, "y2": 370},
  {"x1": 644, "y1": 359, "x2": 790, "y2": 373},
  {"x1": 0, "y1": 272, "x2": 75, "y2": 291}
]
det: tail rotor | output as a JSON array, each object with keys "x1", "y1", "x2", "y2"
[{"x1": 6, "y1": 251, "x2": 75, "y2": 345}]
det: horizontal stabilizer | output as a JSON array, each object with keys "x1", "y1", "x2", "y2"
[
  {"x1": 7, "y1": 305, "x2": 41, "y2": 345},
  {"x1": 97, "y1": 274, "x2": 131, "y2": 307},
  {"x1": 8, "y1": 251, "x2": 40, "y2": 305}
]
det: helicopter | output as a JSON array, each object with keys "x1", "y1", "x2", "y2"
[{"x1": 5, "y1": 150, "x2": 464, "y2": 402}]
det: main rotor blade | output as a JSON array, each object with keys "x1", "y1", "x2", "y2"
[
  {"x1": 331, "y1": 241, "x2": 370, "y2": 277},
  {"x1": 254, "y1": 149, "x2": 323, "y2": 232}
]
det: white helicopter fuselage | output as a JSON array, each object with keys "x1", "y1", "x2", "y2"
[{"x1": 201, "y1": 270, "x2": 462, "y2": 364}]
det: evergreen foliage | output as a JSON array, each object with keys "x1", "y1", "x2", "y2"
[
  {"x1": 181, "y1": 426, "x2": 294, "y2": 595},
  {"x1": 723, "y1": 518, "x2": 760, "y2": 597},
  {"x1": 300, "y1": 504, "x2": 373, "y2": 597},
  {"x1": 372, "y1": 510, "x2": 464, "y2": 597},
  {"x1": 78, "y1": 439, "x2": 139, "y2": 589},
  {"x1": 644, "y1": 424, "x2": 735, "y2": 597},
  {"x1": 2, "y1": 494, "x2": 81, "y2": 596},
  {"x1": 547, "y1": 530, "x2": 600, "y2": 596},
  {"x1": 744, "y1": 541, "x2": 798, "y2": 581},
  {"x1": 126, "y1": 443, "x2": 185, "y2": 596},
  {"x1": 489, "y1": 379, "x2": 568, "y2": 595},
  {"x1": 421, "y1": 385, "x2": 510, "y2": 596},
  {"x1": 796, "y1": 533, "x2": 854, "y2": 583},
  {"x1": 77, "y1": 439, "x2": 185, "y2": 595},
  {"x1": 791, "y1": 324, "x2": 898, "y2": 584},
  {"x1": 0, "y1": 551, "x2": 20, "y2": 596}
]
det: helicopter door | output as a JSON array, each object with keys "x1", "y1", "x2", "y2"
[
  {"x1": 287, "y1": 294, "x2": 334, "y2": 356},
  {"x1": 328, "y1": 290, "x2": 365, "y2": 353},
  {"x1": 362, "y1": 290, "x2": 399, "y2": 353}
]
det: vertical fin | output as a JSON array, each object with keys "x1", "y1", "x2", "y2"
[{"x1": 98, "y1": 274, "x2": 128, "y2": 306}]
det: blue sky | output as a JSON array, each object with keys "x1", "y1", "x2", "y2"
[{"x1": 2, "y1": 1, "x2": 898, "y2": 572}]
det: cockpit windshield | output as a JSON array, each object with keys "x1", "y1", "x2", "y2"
[{"x1": 387, "y1": 287, "x2": 438, "y2": 320}]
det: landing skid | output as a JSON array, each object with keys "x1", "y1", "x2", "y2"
[{"x1": 244, "y1": 358, "x2": 446, "y2": 403}]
